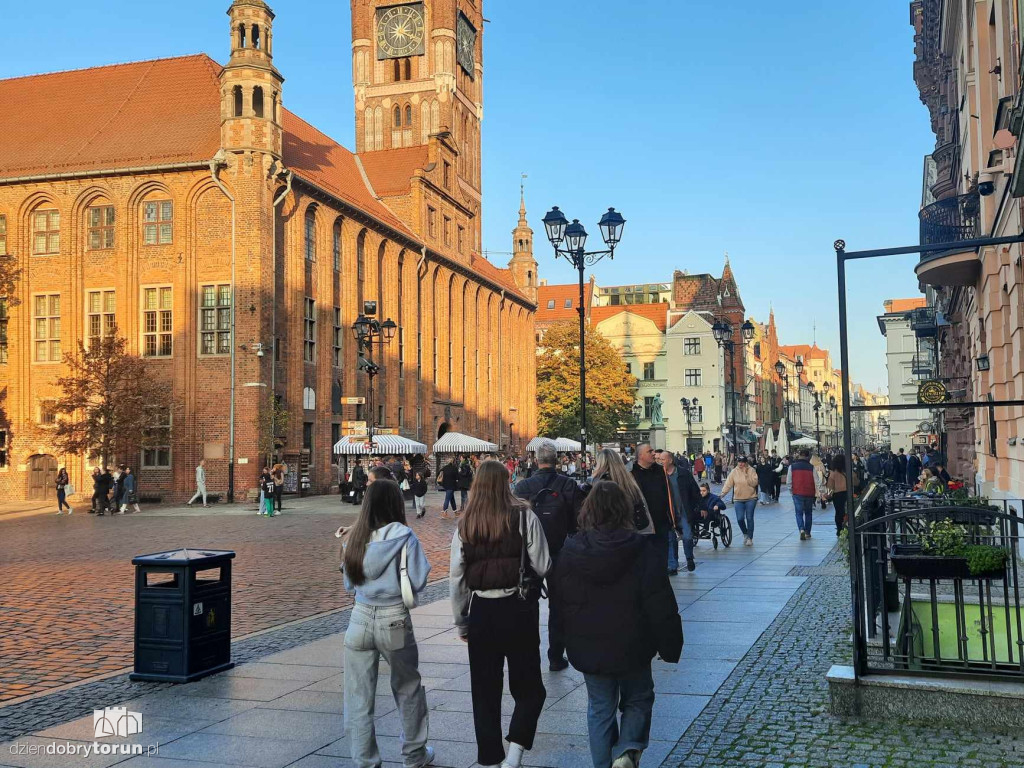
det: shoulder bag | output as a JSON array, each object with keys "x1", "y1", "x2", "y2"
[
  {"x1": 516, "y1": 508, "x2": 546, "y2": 601},
  {"x1": 399, "y1": 543, "x2": 417, "y2": 609}
]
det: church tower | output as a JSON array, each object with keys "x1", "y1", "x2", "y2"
[
  {"x1": 351, "y1": 0, "x2": 484, "y2": 192},
  {"x1": 508, "y1": 186, "x2": 538, "y2": 302},
  {"x1": 220, "y1": 0, "x2": 284, "y2": 158}
]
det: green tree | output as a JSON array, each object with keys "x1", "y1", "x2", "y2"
[
  {"x1": 537, "y1": 320, "x2": 637, "y2": 444},
  {"x1": 51, "y1": 334, "x2": 170, "y2": 466}
]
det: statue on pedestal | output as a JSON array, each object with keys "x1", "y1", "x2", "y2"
[{"x1": 650, "y1": 393, "x2": 664, "y2": 427}]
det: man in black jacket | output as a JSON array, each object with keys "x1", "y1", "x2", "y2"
[
  {"x1": 515, "y1": 440, "x2": 584, "y2": 671},
  {"x1": 631, "y1": 442, "x2": 673, "y2": 571},
  {"x1": 439, "y1": 457, "x2": 460, "y2": 518},
  {"x1": 456, "y1": 456, "x2": 474, "y2": 509}
]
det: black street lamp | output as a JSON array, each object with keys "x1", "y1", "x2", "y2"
[
  {"x1": 808, "y1": 381, "x2": 832, "y2": 448},
  {"x1": 631, "y1": 401, "x2": 643, "y2": 425},
  {"x1": 680, "y1": 396, "x2": 699, "y2": 450},
  {"x1": 351, "y1": 301, "x2": 397, "y2": 447},
  {"x1": 543, "y1": 205, "x2": 626, "y2": 451},
  {"x1": 712, "y1": 319, "x2": 755, "y2": 458},
  {"x1": 774, "y1": 357, "x2": 803, "y2": 426}
]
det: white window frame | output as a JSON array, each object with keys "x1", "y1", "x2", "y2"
[
  {"x1": 333, "y1": 307, "x2": 343, "y2": 367},
  {"x1": 304, "y1": 297, "x2": 316, "y2": 362},
  {"x1": 86, "y1": 289, "x2": 116, "y2": 348},
  {"x1": 32, "y1": 209, "x2": 61, "y2": 255},
  {"x1": 142, "y1": 408, "x2": 172, "y2": 469},
  {"x1": 141, "y1": 285, "x2": 173, "y2": 358},
  {"x1": 685, "y1": 368, "x2": 702, "y2": 387},
  {"x1": 32, "y1": 292, "x2": 61, "y2": 363},
  {"x1": 142, "y1": 200, "x2": 173, "y2": 246},
  {"x1": 684, "y1": 337, "x2": 701, "y2": 356}
]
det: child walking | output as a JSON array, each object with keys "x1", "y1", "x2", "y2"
[
  {"x1": 342, "y1": 480, "x2": 435, "y2": 768},
  {"x1": 411, "y1": 470, "x2": 428, "y2": 519},
  {"x1": 261, "y1": 469, "x2": 276, "y2": 517}
]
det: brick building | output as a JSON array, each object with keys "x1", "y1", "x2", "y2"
[{"x1": 0, "y1": 0, "x2": 537, "y2": 503}]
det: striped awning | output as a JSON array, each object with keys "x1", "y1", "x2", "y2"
[
  {"x1": 433, "y1": 432, "x2": 499, "y2": 454},
  {"x1": 526, "y1": 436, "x2": 557, "y2": 451},
  {"x1": 333, "y1": 435, "x2": 428, "y2": 455},
  {"x1": 553, "y1": 437, "x2": 582, "y2": 451}
]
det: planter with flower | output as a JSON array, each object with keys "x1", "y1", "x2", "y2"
[{"x1": 890, "y1": 518, "x2": 1009, "y2": 580}]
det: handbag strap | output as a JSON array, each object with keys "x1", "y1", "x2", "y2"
[
  {"x1": 663, "y1": 468, "x2": 678, "y2": 526},
  {"x1": 518, "y1": 507, "x2": 527, "y2": 585}
]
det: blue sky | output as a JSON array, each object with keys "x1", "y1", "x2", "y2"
[{"x1": 0, "y1": 1, "x2": 930, "y2": 391}]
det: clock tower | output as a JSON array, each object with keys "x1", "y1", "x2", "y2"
[{"x1": 351, "y1": 0, "x2": 483, "y2": 193}]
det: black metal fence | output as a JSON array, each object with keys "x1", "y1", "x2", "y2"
[
  {"x1": 851, "y1": 482, "x2": 1024, "y2": 680},
  {"x1": 918, "y1": 192, "x2": 980, "y2": 249}
]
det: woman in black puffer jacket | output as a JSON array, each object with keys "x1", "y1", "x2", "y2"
[{"x1": 553, "y1": 481, "x2": 683, "y2": 768}]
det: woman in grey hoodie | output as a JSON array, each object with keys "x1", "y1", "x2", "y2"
[{"x1": 342, "y1": 480, "x2": 435, "y2": 768}]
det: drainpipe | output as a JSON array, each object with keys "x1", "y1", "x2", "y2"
[
  {"x1": 499, "y1": 288, "x2": 505, "y2": 445},
  {"x1": 270, "y1": 171, "x2": 294, "y2": 465},
  {"x1": 209, "y1": 156, "x2": 236, "y2": 502}
]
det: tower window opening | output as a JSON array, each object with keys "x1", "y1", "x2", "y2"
[
  {"x1": 253, "y1": 86, "x2": 264, "y2": 118},
  {"x1": 252, "y1": 24, "x2": 260, "y2": 49},
  {"x1": 233, "y1": 85, "x2": 243, "y2": 117},
  {"x1": 238, "y1": 24, "x2": 246, "y2": 48},
  {"x1": 403, "y1": 58, "x2": 411, "y2": 80},
  {"x1": 272, "y1": 91, "x2": 278, "y2": 121},
  {"x1": 393, "y1": 59, "x2": 401, "y2": 82},
  {"x1": 405, "y1": 105, "x2": 412, "y2": 126},
  {"x1": 394, "y1": 105, "x2": 402, "y2": 128}
]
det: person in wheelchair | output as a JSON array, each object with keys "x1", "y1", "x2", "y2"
[{"x1": 695, "y1": 482, "x2": 729, "y2": 543}]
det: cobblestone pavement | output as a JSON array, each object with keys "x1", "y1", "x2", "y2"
[
  {"x1": 0, "y1": 491, "x2": 458, "y2": 703},
  {"x1": 662, "y1": 550, "x2": 1024, "y2": 768}
]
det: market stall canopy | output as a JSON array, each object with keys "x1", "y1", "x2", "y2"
[
  {"x1": 764, "y1": 425, "x2": 776, "y2": 455},
  {"x1": 553, "y1": 437, "x2": 582, "y2": 451},
  {"x1": 791, "y1": 436, "x2": 819, "y2": 448},
  {"x1": 333, "y1": 435, "x2": 428, "y2": 455},
  {"x1": 433, "y1": 432, "x2": 499, "y2": 453},
  {"x1": 776, "y1": 418, "x2": 791, "y2": 457},
  {"x1": 526, "y1": 436, "x2": 557, "y2": 452}
]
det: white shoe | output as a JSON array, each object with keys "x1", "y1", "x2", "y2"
[
  {"x1": 68, "y1": 507, "x2": 73, "y2": 515},
  {"x1": 612, "y1": 750, "x2": 640, "y2": 768},
  {"x1": 56, "y1": 510, "x2": 63, "y2": 515},
  {"x1": 415, "y1": 746, "x2": 435, "y2": 767}
]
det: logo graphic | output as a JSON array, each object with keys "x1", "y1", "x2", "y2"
[
  {"x1": 917, "y1": 379, "x2": 948, "y2": 405},
  {"x1": 93, "y1": 707, "x2": 143, "y2": 739}
]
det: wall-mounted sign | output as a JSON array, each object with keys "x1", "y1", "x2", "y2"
[{"x1": 917, "y1": 379, "x2": 948, "y2": 405}]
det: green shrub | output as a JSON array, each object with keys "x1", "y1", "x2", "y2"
[{"x1": 962, "y1": 544, "x2": 1008, "y2": 576}]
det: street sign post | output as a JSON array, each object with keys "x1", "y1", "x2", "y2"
[{"x1": 342, "y1": 421, "x2": 367, "y2": 430}]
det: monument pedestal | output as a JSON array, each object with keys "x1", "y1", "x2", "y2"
[{"x1": 650, "y1": 426, "x2": 667, "y2": 451}]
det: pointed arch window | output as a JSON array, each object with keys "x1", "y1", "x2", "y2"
[
  {"x1": 253, "y1": 86, "x2": 264, "y2": 118},
  {"x1": 333, "y1": 220, "x2": 342, "y2": 272},
  {"x1": 304, "y1": 206, "x2": 317, "y2": 261},
  {"x1": 394, "y1": 105, "x2": 402, "y2": 129},
  {"x1": 238, "y1": 24, "x2": 247, "y2": 48},
  {"x1": 251, "y1": 24, "x2": 261, "y2": 49},
  {"x1": 233, "y1": 86, "x2": 243, "y2": 117},
  {"x1": 356, "y1": 230, "x2": 366, "y2": 308},
  {"x1": 405, "y1": 104, "x2": 412, "y2": 126}
]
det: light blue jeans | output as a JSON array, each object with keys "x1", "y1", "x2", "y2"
[
  {"x1": 583, "y1": 666, "x2": 655, "y2": 768},
  {"x1": 734, "y1": 499, "x2": 757, "y2": 539},
  {"x1": 344, "y1": 603, "x2": 430, "y2": 768}
]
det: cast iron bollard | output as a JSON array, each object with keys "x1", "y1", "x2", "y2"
[{"x1": 130, "y1": 548, "x2": 236, "y2": 683}]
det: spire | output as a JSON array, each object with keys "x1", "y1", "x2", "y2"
[
  {"x1": 508, "y1": 173, "x2": 537, "y2": 302},
  {"x1": 518, "y1": 172, "x2": 528, "y2": 226}
]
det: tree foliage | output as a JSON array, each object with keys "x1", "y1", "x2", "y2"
[
  {"x1": 52, "y1": 334, "x2": 171, "y2": 466},
  {"x1": 537, "y1": 320, "x2": 637, "y2": 443}
]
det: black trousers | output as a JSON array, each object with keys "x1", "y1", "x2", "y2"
[
  {"x1": 468, "y1": 595, "x2": 547, "y2": 766},
  {"x1": 833, "y1": 491, "x2": 848, "y2": 533},
  {"x1": 772, "y1": 475, "x2": 781, "y2": 501},
  {"x1": 274, "y1": 484, "x2": 283, "y2": 511},
  {"x1": 545, "y1": 554, "x2": 564, "y2": 663}
]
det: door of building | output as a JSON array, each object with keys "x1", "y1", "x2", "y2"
[{"x1": 27, "y1": 454, "x2": 57, "y2": 501}]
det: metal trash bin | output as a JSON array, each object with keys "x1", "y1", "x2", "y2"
[{"x1": 130, "y1": 548, "x2": 236, "y2": 683}]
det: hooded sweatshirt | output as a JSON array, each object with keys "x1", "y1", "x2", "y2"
[
  {"x1": 553, "y1": 528, "x2": 683, "y2": 675},
  {"x1": 343, "y1": 522, "x2": 431, "y2": 607}
]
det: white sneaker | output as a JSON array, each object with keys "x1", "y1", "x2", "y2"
[
  {"x1": 415, "y1": 746, "x2": 435, "y2": 767},
  {"x1": 612, "y1": 750, "x2": 640, "y2": 768},
  {"x1": 56, "y1": 510, "x2": 63, "y2": 515},
  {"x1": 68, "y1": 507, "x2": 73, "y2": 515}
]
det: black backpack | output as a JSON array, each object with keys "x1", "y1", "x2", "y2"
[{"x1": 530, "y1": 478, "x2": 575, "y2": 552}]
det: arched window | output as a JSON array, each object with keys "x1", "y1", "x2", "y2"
[
  {"x1": 393, "y1": 105, "x2": 402, "y2": 129},
  {"x1": 252, "y1": 86, "x2": 264, "y2": 118},
  {"x1": 405, "y1": 104, "x2": 412, "y2": 126},
  {"x1": 304, "y1": 206, "x2": 316, "y2": 261},
  {"x1": 333, "y1": 220, "x2": 342, "y2": 271},
  {"x1": 252, "y1": 25, "x2": 261, "y2": 49},
  {"x1": 271, "y1": 91, "x2": 278, "y2": 122},
  {"x1": 393, "y1": 59, "x2": 401, "y2": 82},
  {"x1": 356, "y1": 230, "x2": 366, "y2": 308},
  {"x1": 238, "y1": 24, "x2": 246, "y2": 48},
  {"x1": 403, "y1": 58, "x2": 411, "y2": 80},
  {"x1": 233, "y1": 86, "x2": 243, "y2": 117}
]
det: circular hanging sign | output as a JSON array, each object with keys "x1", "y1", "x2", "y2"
[{"x1": 917, "y1": 380, "x2": 948, "y2": 405}]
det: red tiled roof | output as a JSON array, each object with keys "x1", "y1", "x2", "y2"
[
  {"x1": 537, "y1": 283, "x2": 593, "y2": 322},
  {"x1": 469, "y1": 254, "x2": 529, "y2": 302},
  {"x1": 778, "y1": 344, "x2": 830, "y2": 361},
  {"x1": 591, "y1": 303, "x2": 668, "y2": 332},
  {"x1": 884, "y1": 297, "x2": 927, "y2": 313},
  {"x1": 280, "y1": 110, "x2": 414, "y2": 238},
  {"x1": 359, "y1": 146, "x2": 430, "y2": 196},
  {"x1": 0, "y1": 55, "x2": 222, "y2": 180}
]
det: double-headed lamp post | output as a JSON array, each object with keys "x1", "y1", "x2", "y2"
[
  {"x1": 807, "y1": 381, "x2": 832, "y2": 448},
  {"x1": 351, "y1": 302, "x2": 397, "y2": 447},
  {"x1": 542, "y1": 206, "x2": 626, "y2": 452},
  {"x1": 774, "y1": 357, "x2": 804, "y2": 426},
  {"x1": 712, "y1": 319, "x2": 755, "y2": 458},
  {"x1": 680, "y1": 397, "x2": 699, "y2": 450}
]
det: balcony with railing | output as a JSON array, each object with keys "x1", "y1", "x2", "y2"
[{"x1": 916, "y1": 191, "x2": 981, "y2": 287}]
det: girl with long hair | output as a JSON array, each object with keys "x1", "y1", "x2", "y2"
[
  {"x1": 554, "y1": 482, "x2": 683, "y2": 768},
  {"x1": 450, "y1": 460, "x2": 551, "y2": 768},
  {"x1": 826, "y1": 455, "x2": 849, "y2": 536},
  {"x1": 722, "y1": 455, "x2": 759, "y2": 546},
  {"x1": 342, "y1": 480, "x2": 434, "y2": 768}
]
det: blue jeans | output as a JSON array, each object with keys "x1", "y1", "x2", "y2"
[
  {"x1": 734, "y1": 499, "x2": 757, "y2": 539},
  {"x1": 794, "y1": 495, "x2": 815, "y2": 534},
  {"x1": 668, "y1": 519, "x2": 695, "y2": 571},
  {"x1": 583, "y1": 666, "x2": 655, "y2": 768},
  {"x1": 443, "y1": 489, "x2": 458, "y2": 511}
]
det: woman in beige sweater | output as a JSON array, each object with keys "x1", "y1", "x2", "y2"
[{"x1": 722, "y1": 455, "x2": 760, "y2": 547}]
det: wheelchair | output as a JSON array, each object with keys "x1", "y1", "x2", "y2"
[{"x1": 694, "y1": 507, "x2": 733, "y2": 549}]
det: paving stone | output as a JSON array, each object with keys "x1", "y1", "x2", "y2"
[{"x1": 155, "y1": 733, "x2": 325, "y2": 768}]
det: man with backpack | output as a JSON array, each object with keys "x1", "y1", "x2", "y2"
[{"x1": 514, "y1": 439, "x2": 585, "y2": 672}]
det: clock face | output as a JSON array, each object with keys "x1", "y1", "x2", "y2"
[
  {"x1": 457, "y1": 12, "x2": 476, "y2": 78},
  {"x1": 376, "y1": 4, "x2": 425, "y2": 60}
]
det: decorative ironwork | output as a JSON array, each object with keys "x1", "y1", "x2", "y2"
[
  {"x1": 919, "y1": 191, "x2": 980, "y2": 248},
  {"x1": 851, "y1": 485, "x2": 1024, "y2": 680}
]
